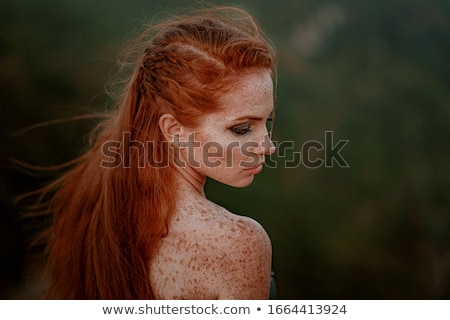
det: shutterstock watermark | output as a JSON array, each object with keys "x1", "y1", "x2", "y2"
[
  {"x1": 100, "y1": 131, "x2": 349, "y2": 169},
  {"x1": 266, "y1": 131, "x2": 349, "y2": 169}
]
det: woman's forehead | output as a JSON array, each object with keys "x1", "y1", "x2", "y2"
[{"x1": 218, "y1": 70, "x2": 274, "y2": 118}]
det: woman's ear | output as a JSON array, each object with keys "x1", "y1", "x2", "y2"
[{"x1": 159, "y1": 114, "x2": 182, "y2": 142}]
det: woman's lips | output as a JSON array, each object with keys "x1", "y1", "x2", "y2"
[{"x1": 245, "y1": 162, "x2": 264, "y2": 175}]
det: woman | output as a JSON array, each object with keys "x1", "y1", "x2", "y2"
[{"x1": 32, "y1": 6, "x2": 277, "y2": 299}]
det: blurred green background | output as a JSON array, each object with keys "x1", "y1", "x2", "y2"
[{"x1": 1, "y1": 0, "x2": 449, "y2": 299}]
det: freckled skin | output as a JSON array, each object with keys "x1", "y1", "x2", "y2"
[
  {"x1": 150, "y1": 70, "x2": 275, "y2": 299},
  {"x1": 151, "y1": 197, "x2": 272, "y2": 299}
]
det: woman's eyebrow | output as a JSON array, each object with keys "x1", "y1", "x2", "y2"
[
  {"x1": 232, "y1": 115, "x2": 264, "y2": 122},
  {"x1": 232, "y1": 111, "x2": 273, "y2": 122}
]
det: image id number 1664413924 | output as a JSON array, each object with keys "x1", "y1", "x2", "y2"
[{"x1": 267, "y1": 304, "x2": 347, "y2": 315}]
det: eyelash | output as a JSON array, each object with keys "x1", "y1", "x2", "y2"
[
  {"x1": 231, "y1": 117, "x2": 273, "y2": 136},
  {"x1": 231, "y1": 124, "x2": 251, "y2": 135}
]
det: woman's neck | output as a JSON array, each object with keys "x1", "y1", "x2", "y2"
[{"x1": 173, "y1": 165, "x2": 206, "y2": 198}]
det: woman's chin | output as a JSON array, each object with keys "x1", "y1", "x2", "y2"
[{"x1": 213, "y1": 175, "x2": 255, "y2": 188}]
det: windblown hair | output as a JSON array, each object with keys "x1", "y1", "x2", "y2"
[{"x1": 28, "y1": 6, "x2": 276, "y2": 299}]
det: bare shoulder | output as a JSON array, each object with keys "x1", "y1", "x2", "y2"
[
  {"x1": 214, "y1": 208, "x2": 272, "y2": 259},
  {"x1": 150, "y1": 201, "x2": 272, "y2": 299},
  {"x1": 216, "y1": 212, "x2": 272, "y2": 299}
]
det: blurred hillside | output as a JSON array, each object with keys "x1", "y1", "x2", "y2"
[{"x1": 1, "y1": 0, "x2": 449, "y2": 299}]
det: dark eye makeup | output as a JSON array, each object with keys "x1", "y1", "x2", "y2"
[
  {"x1": 229, "y1": 112, "x2": 274, "y2": 136},
  {"x1": 231, "y1": 123, "x2": 251, "y2": 135}
]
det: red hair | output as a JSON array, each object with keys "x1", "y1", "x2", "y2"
[{"x1": 28, "y1": 6, "x2": 276, "y2": 299}]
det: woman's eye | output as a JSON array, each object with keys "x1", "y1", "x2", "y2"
[{"x1": 231, "y1": 124, "x2": 251, "y2": 135}]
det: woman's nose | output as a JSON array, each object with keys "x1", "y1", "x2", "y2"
[{"x1": 254, "y1": 134, "x2": 276, "y2": 155}]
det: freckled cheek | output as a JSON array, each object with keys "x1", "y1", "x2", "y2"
[
  {"x1": 194, "y1": 132, "x2": 257, "y2": 170},
  {"x1": 190, "y1": 134, "x2": 227, "y2": 167},
  {"x1": 203, "y1": 144, "x2": 227, "y2": 168},
  {"x1": 229, "y1": 147, "x2": 247, "y2": 167},
  {"x1": 197, "y1": 135, "x2": 233, "y2": 163}
]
